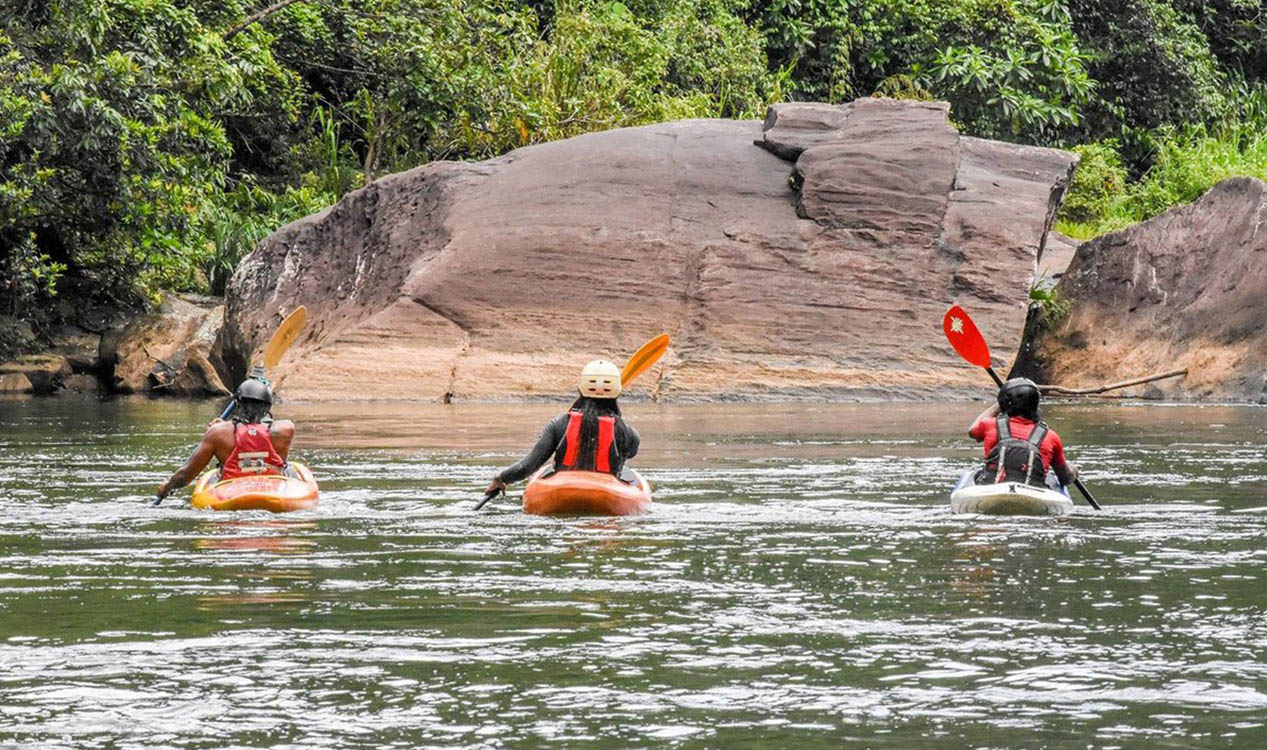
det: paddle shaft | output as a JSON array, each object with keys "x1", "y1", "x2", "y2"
[{"x1": 1072, "y1": 477, "x2": 1101, "y2": 510}]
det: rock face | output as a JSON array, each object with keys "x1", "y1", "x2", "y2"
[
  {"x1": 1030, "y1": 177, "x2": 1267, "y2": 401},
  {"x1": 60, "y1": 373, "x2": 102, "y2": 395},
  {"x1": 0, "y1": 372, "x2": 34, "y2": 394},
  {"x1": 222, "y1": 98, "x2": 1077, "y2": 401},
  {"x1": 109, "y1": 296, "x2": 231, "y2": 397},
  {"x1": 0, "y1": 356, "x2": 71, "y2": 394}
]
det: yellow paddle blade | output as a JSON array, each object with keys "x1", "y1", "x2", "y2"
[
  {"x1": 263, "y1": 305, "x2": 307, "y2": 369},
  {"x1": 621, "y1": 333, "x2": 670, "y2": 386}
]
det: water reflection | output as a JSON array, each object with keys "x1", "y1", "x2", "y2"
[{"x1": 193, "y1": 519, "x2": 320, "y2": 554}]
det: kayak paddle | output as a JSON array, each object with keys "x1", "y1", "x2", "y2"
[
  {"x1": 942, "y1": 303, "x2": 1101, "y2": 510},
  {"x1": 156, "y1": 306, "x2": 308, "y2": 505},
  {"x1": 264, "y1": 305, "x2": 308, "y2": 369},
  {"x1": 1072, "y1": 478, "x2": 1101, "y2": 510},
  {"x1": 621, "y1": 333, "x2": 670, "y2": 386},
  {"x1": 217, "y1": 305, "x2": 308, "y2": 420},
  {"x1": 943, "y1": 304, "x2": 1003, "y2": 387},
  {"x1": 477, "y1": 333, "x2": 671, "y2": 510},
  {"x1": 473, "y1": 486, "x2": 503, "y2": 510}
]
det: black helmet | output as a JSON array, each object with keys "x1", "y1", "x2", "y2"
[
  {"x1": 998, "y1": 377, "x2": 1040, "y2": 418},
  {"x1": 236, "y1": 378, "x2": 273, "y2": 405}
]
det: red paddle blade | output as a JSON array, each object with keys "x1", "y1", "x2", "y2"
[{"x1": 943, "y1": 304, "x2": 992, "y2": 368}]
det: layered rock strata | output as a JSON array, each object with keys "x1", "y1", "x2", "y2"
[{"x1": 222, "y1": 98, "x2": 1077, "y2": 401}]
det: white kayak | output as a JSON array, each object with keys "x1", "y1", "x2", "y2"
[{"x1": 950, "y1": 470, "x2": 1074, "y2": 516}]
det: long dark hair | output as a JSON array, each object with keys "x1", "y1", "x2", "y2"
[
  {"x1": 567, "y1": 396, "x2": 621, "y2": 467},
  {"x1": 234, "y1": 398, "x2": 273, "y2": 424}
]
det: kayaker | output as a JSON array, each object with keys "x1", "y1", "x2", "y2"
[
  {"x1": 155, "y1": 378, "x2": 296, "y2": 501},
  {"x1": 485, "y1": 359, "x2": 640, "y2": 496},
  {"x1": 969, "y1": 377, "x2": 1077, "y2": 489}
]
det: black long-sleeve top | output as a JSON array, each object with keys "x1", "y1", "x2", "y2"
[{"x1": 497, "y1": 412, "x2": 640, "y2": 485}]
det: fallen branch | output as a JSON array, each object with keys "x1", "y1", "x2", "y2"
[{"x1": 1039, "y1": 368, "x2": 1187, "y2": 396}]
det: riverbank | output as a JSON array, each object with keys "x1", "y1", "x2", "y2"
[{"x1": 0, "y1": 294, "x2": 230, "y2": 398}]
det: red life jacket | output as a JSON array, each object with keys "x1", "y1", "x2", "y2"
[
  {"x1": 221, "y1": 422, "x2": 285, "y2": 480},
  {"x1": 556, "y1": 409, "x2": 619, "y2": 474},
  {"x1": 984, "y1": 415, "x2": 1050, "y2": 485}
]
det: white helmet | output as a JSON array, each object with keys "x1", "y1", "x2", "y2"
[{"x1": 578, "y1": 359, "x2": 622, "y2": 399}]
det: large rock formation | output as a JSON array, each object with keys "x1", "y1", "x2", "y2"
[
  {"x1": 222, "y1": 98, "x2": 1077, "y2": 401},
  {"x1": 1029, "y1": 177, "x2": 1267, "y2": 401},
  {"x1": 108, "y1": 296, "x2": 230, "y2": 397}
]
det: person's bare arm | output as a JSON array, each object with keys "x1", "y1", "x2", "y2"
[
  {"x1": 270, "y1": 419, "x2": 295, "y2": 460},
  {"x1": 156, "y1": 423, "x2": 230, "y2": 499},
  {"x1": 968, "y1": 402, "x2": 1000, "y2": 440}
]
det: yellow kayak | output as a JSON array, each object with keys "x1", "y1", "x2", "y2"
[{"x1": 190, "y1": 462, "x2": 320, "y2": 512}]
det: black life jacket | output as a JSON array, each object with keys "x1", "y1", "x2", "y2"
[
  {"x1": 553, "y1": 409, "x2": 622, "y2": 476},
  {"x1": 983, "y1": 415, "x2": 1049, "y2": 486}
]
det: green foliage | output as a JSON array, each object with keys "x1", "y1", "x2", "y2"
[
  {"x1": 0, "y1": 0, "x2": 779, "y2": 340},
  {"x1": 1058, "y1": 101, "x2": 1267, "y2": 239},
  {"x1": 1029, "y1": 280, "x2": 1072, "y2": 328},
  {"x1": 1173, "y1": 0, "x2": 1267, "y2": 81},
  {"x1": 755, "y1": 0, "x2": 1095, "y2": 142},
  {"x1": 1, "y1": 231, "x2": 65, "y2": 317},
  {"x1": 197, "y1": 179, "x2": 339, "y2": 295},
  {"x1": 1068, "y1": 0, "x2": 1235, "y2": 142},
  {"x1": 6, "y1": 0, "x2": 1267, "y2": 352},
  {"x1": 923, "y1": 2, "x2": 1094, "y2": 141},
  {"x1": 1057, "y1": 142, "x2": 1127, "y2": 227},
  {"x1": 0, "y1": 1, "x2": 297, "y2": 319}
]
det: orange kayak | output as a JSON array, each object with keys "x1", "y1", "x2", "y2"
[
  {"x1": 522, "y1": 468, "x2": 651, "y2": 516},
  {"x1": 190, "y1": 462, "x2": 320, "y2": 513}
]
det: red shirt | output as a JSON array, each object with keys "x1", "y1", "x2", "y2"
[{"x1": 969, "y1": 416, "x2": 1068, "y2": 474}]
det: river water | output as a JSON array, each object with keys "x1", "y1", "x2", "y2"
[{"x1": 1, "y1": 397, "x2": 1265, "y2": 748}]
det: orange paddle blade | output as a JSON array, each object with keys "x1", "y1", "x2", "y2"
[
  {"x1": 263, "y1": 305, "x2": 307, "y2": 369},
  {"x1": 621, "y1": 333, "x2": 670, "y2": 386},
  {"x1": 943, "y1": 304, "x2": 992, "y2": 369}
]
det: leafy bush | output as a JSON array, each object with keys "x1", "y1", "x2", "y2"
[
  {"x1": 1059, "y1": 105, "x2": 1267, "y2": 239},
  {"x1": 1057, "y1": 142, "x2": 1127, "y2": 228},
  {"x1": 0, "y1": 3, "x2": 294, "y2": 318},
  {"x1": 756, "y1": 0, "x2": 1095, "y2": 143},
  {"x1": 1068, "y1": 0, "x2": 1235, "y2": 141},
  {"x1": 1029, "y1": 280, "x2": 1072, "y2": 329}
]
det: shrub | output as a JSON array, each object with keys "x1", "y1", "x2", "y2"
[{"x1": 1058, "y1": 142, "x2": 1127, "y2": 227}]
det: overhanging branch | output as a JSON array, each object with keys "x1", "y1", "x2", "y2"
[{"x1": 225, "y1": 0, "x2": 310, "y2": 40}]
